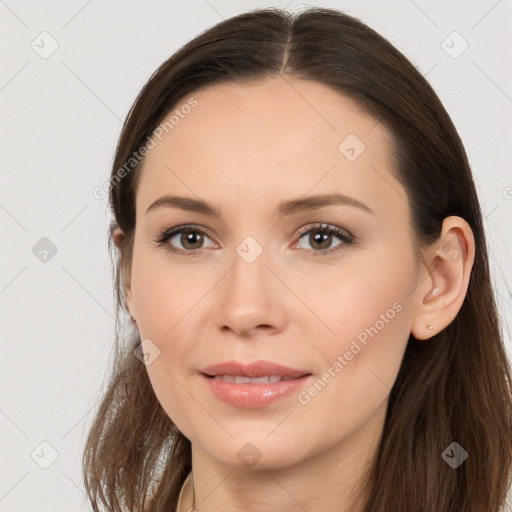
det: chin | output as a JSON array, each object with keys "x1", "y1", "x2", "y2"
[{"x1": 202, "y1": 438, "x2": 309, "y2": 471}]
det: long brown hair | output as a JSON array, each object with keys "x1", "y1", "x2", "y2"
[{"x1": 82, "y1": 7, "x2": 512, "y2": 511}]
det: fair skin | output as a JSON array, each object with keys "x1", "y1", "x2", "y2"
[{"x1": 113, "y1": 77, "x2": 475, "y2": 512}]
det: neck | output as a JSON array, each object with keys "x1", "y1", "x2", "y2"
[{"x1": 178, "y1": 400, "x2": 386, "y2": 512}]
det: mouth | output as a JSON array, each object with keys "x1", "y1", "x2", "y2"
[
  {"x1": 200, "y1": 373, "x2": 313, "y2": 408},
  {"x1": 199, "y1": 360, "x2": 313, "y2": 408},
  {"x1": 200, "y1": 359, "x2": 311, "y2": 379},
  {"x1": 202, "y1": 374, "x2": 310, "y2": 383}
]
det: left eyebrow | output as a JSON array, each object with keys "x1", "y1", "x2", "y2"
[
  {"x1": 145, "y1": 193, "x2": 374, "y2": 218},
  {"x1": 277, "y1": 193, "x2": 374, "y2": 217}
]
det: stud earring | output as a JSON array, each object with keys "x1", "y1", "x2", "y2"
[{"x1": 427, "y1": 324, "x2": 433, "y2": 330}]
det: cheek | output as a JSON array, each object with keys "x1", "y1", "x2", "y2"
[
  {"x1": 130, "y1": 250, "x2": 211, "y2": 386},
  {"x1": 130, "y1": 248, "x2": 203, "y2": 338},
  {"x1": 289, "y1": 258, "x2": 414, "y2": 445},
  {"x1": 319, "y1": 254, "x2": 414, "y2": 389},
  {"x1": 130, "y1": 252, "x2": 202, "y2": 431}
]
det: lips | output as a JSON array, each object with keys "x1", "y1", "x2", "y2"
[
  {"x1": 211, "y1": 375, "x2": 297, "y2": 384},
  {"x1": 199, "y1": 360, "x2": 313, "y2": 408},
  {"x1": 201, "y1": 359, "x2": 310, "y2": 379}
]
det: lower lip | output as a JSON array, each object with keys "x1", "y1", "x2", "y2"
[{"x1": 201, "y1": 374, "x2": 312, "y2": 408}]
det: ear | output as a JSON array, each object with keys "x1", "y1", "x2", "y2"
[
  {"x1": 112, "y1": 226, "x2": 134, "y2": 317},
  {"x1": 410, "y1": 216, "x2": 475, "y2": 340}
]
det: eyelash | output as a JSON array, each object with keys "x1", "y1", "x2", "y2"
[{"x1": 154, "y1": 223, "x2": 355, "y2": 258}]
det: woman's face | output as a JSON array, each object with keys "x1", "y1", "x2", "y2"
[{"x1": 125, "y1": 78, "x2": 424, "y2": 470}]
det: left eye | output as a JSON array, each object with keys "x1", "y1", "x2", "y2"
[{"x1": 293, "y1": 224, "x2": 353, "y2": 255}]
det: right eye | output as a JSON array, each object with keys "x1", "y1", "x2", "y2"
[{"x1": 155, "y1": 225, "x2": 216, "y2": 256}]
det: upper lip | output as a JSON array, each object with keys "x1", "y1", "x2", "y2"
[{"x1": 201, "y1": 359, "x2": 311, "y2": 378}]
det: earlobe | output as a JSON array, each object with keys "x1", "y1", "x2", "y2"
[{"x1": 410, "y1": 216, "x2": 475, "y2": 341}]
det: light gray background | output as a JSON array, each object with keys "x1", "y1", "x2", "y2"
[{"x1": 1, "y1": 1, "x2": 511, "y2": 510}]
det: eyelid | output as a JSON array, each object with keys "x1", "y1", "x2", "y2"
[{"x1": 294, "y1": 222, "x2": 353, "y2": 241}]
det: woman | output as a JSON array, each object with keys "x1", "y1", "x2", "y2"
[{"x1": 82, "y1": 7, "x2": 512, "y2": 512}]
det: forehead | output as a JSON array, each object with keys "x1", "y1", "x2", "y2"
[{"x1": 136, "y1": 77, "x2": 406, "y2": 221}]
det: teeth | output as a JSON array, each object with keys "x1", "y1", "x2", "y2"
[{"x1": 212, "y1": 375, "x2": 293, "y2": 384}]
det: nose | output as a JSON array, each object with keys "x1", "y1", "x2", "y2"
[{"x1": 212, "y1": 243, "x2": 288, "y2": 338}]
